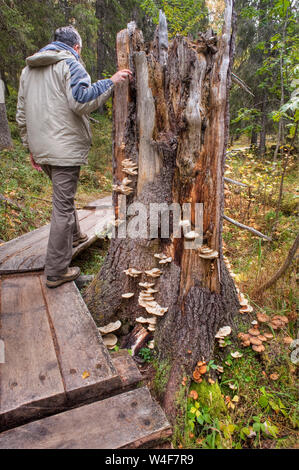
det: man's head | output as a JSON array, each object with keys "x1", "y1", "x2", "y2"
[{"x1": 54, "y1": 26, "x2": 82, "y2": 55}]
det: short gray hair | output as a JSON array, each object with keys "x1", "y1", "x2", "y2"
[{"x1": 54, "y1": 26, "x2": 82, "y2": 48}]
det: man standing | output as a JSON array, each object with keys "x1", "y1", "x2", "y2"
[{"x1": 17, "y1": 26, "x2": 131, "y2": 288}]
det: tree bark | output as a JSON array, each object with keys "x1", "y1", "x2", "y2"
[
  {"x1": 0, "y1": 72, "x2": 12, "y2": 150},
  {"x1": 85, "y1": 1, "x2": 239, "y2": 419}
]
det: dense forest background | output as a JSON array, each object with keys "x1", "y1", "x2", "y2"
[
  {"x1": 0, "y1": 0, "x2": 298, "y2": 449},
  {"x1": 0, "y1": 0, "x2": 298, "y2": 151}
]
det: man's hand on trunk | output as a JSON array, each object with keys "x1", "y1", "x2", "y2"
[{"x1": 110, "y1": 69, "x2": 132, "y2": 84}]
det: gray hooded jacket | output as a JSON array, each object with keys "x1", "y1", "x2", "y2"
[{"x1": 16, "y1": 41, "x2": 114, "y2": 166}]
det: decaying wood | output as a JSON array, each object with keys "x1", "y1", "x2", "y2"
[
  {"x1": 85, "y1": 1, "x2": 238, "y2": 420},
  {"x1": 120, "y1": 324, "x2": 151, "y2": 356},
  {"x1": 223, "y1": 215, "x2": 272, "y2": 241},
  {"x1": 255, "y1": 232, "x2": 299, "y2": 294},
  {"x1": 224, "y1": 177, "x2": 249, "y2": 188},
  {"x1": 231, "y1": 72, "x2": 254, "y2": 97}
]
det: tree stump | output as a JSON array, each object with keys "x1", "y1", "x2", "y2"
[{"x1": 85, "y1": 1, "x2": 239, "y2": 418}]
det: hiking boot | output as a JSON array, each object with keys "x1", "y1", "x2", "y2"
[
  {"x1": 73, "y1": 233, "x2": 88, "y2": 247},
  {"x1": 46, "y1": 267, "x2": 81, "y2": 288}
]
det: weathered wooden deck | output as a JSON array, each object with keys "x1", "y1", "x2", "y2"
[
  {"x1": 0, "y1": 196, "x2": 113, "y2": 274},
  {"x1": 0, "y1": 197, "x2": 171, "y2": 448}
]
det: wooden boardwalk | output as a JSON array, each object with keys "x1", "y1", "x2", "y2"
[
  {"x1": 0, "y1": 196, "x2": 171, "y2": 448},
  {"x1": 0, "y1": 196, "x2": 113, "y2": 274}
]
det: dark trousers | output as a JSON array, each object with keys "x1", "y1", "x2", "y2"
[{"x1": 41, "y1": 165, "x2": 81, "y2": 277}]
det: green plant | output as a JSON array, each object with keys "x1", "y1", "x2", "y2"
[{"x1": 139, "y1": 347, "x2": 153, "y2": 363}]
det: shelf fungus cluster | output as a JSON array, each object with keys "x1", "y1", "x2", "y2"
[
  {"x1": 98, "y1": 320, "x2": 121, "y2": 350},
  {"x1": 154, "y1": 253, "x2": 173, "y2": 265},
  {"x1": 112, "y1": 177, "x2": 134, "y2": 196},
  {"x1": 223, "y1": 255, "x2": 254, "y2": 313},
  {"x1": 199, "y1": 246, "x2": 219, "y2": 260},
  {"x1": 144, "y1": 268, "x2": 163, "y2": 278},
  {"x1": 122, "y1": 252, "x2": 172, "y2": 350},
  {"x1": 124, "y1": 268, "x2": 142, "y2": 278},
  {"x1": 215, "y1": 326, "x2": 231, "y2": 348},
  {"x1": 121, "y1": 158, "x2": 138, "y2": 176},
  {"x1": 238, "y1": 292, "x2": 253, "y2": 314}
]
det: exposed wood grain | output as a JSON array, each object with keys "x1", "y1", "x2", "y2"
[
  {"x1": 0, "y1": 273, "x2": 134, "y2": 431},
  {"x1": 111, "y1": 349, "x2": 142, "y2": 390},
  {"x1": 41, "y1": 276, "x2": 121, "y2": 403},
  {"x1": 135, "y1": 51, "x2": 162, "y2": 195},
  {"x1": 0, "y1": 274, "x2": 65, "y2": 431},
  {"x1": 0, "y1": 387, "x2": 171, "y2": 449}
]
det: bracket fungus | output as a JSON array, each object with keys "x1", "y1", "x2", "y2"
[
  {"x1": 121, "y1": 158, "x2": 138, "y2": 176},
  {"x1": 98, "y1": 320, "x2": 122, "y2": 335},
  {"x1": 139, "y1": 282, "x2": 155, "y2": 289},
  {"x1": 124, "y1": 268, "x2": 143, "y2": 277},
  {"x1": 136, "y1": 316, "x2": 150, "y2": 324},
  {"x1": 154, "y1": 253, "x2": 167, "y2": 260},
  {"x1": 184, "y1": 231, "x2": 200, "y2": 240},
  {"x1": 159, "y1": 257, "x2": 172, "y2": 264},
  {"x1": 103, "y1": 333, "x2": 118, "y2": 349},
  {"x1": 122, "y1": 292, "x2": 135, "y2": 299},
  {"x1": 239, "y1": 304, "x2": 253, "y2": 314},
  {"x1": 215, "y1": 326, "x2": 232, "y2": 339},
  {"x1": 145, "y1": 268, "x2": 163, "y2": 278},
  {"x1": 112, "y1": 184, "x2": 134, "y2": 195},
  {"x1": 199, "y1": 247, "x2": 219, "y2": 259}
]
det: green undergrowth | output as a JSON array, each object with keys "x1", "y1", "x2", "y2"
[{"x1": 72, "y1": 239, "x2": 110, "y2": 277}]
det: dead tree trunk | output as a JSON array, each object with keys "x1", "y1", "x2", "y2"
[
  {"x1": 85, "y1": 1, "x2": 239, "y2": 417},
  {"x1": 0, "y1": 72, "x2": 12, "y2": 150}
]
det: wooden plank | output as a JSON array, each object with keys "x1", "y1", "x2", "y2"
[
  {"x1": 0, "y1": 275, "x2": 65, "y2": 431},
  {"x1": 40, "y1": 276, "x2": 121, "y2": 403},
  {"x1": 0, "y1": 206, "x2": 113, "y2": 274},
  {"x1": 83, "y1": 195, "x2": 113, "y2": 210},
  {"x1": 0, "y1": 387, "x2": 172, "y2": 449},
  {"x1": 111, "y1": 350, "x2": 142, "y2": 391}
]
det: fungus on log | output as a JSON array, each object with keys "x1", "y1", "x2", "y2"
[{"x1": 85, "y1": 1, "x2": 239, "y2": 419}]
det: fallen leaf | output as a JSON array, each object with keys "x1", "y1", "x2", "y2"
[
  {"x1": 232, "y1": 395, "x2": 240, "y2": 403},
  {"x1": 82, "y1": 371, "x2": 90, "y2": 380}
]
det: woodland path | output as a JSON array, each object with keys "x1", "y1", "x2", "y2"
[{"x1": 0, "y1": 196, "x2": 170, "y2": 449}]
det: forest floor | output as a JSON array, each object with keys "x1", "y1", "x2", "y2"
[{"x1": 1, "y1": 114, "x2": 298, "y2": 449}]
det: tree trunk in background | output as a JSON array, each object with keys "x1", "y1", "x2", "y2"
[
  {"x1": 85, "y1": 1, "x2": 239, "y2": 419},
  {"x1": 96, "y1": 0, "x2": 109, "y2": 79},
  {"x1": 0, "y1": 72, "x2": 12, "y2": 150},
  {"x1": 250, "y1": 129, "x2": 257, "y2": 147},
  {"x1": 259, "y1": 96, "x2": 266, "y2": 156}
]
